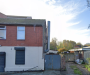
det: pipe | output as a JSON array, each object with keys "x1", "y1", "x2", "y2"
[{"x1": 45, "y1": 21, "x2": 50, "y2": 53}]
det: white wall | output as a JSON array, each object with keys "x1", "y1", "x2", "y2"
[{"x1": 0, "y1": 46, "x2": 44, "y2": 71}]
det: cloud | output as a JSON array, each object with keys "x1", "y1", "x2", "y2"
[{"x1": 0, "y1": 0, "x2": 88, "y2": 44}]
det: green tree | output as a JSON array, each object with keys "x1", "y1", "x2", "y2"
[
  {"x1": 57, "y1": 40, "x2": 76, "y2": 52},
  {"x1": 76, "y1": 42, "x2": 83, "y2": 48},
  {"x1": 50, "y1": 37, "x2": 57, "y2": 50},
  {"x1": 57, "y1": 41, "x2": 63, "y2": 50},
  {"x1": 58, "y1": 48, "x2": 67, "y2": 53}
]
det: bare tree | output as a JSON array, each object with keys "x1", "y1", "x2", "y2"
[
  {"x1": 88, "y1": 24, "x2": 90, "y2": 29},
  {"x1": 87, "y1": 0, "x2": 90, "y2": 7},
  {"x1": 87, "y1": 0, "x2": 90, "y2": 29}
]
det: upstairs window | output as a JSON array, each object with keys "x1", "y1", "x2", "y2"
[
  {"x1": 0, "y1": 26, "x2": 6, "y2": 39},
  {"x1": 17, "y1": 26, "x2": 25, "y2": 40}
]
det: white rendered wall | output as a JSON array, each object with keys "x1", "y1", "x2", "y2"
[{"x1": 0, "y1": 46, "x2": 44, "y2": 71}]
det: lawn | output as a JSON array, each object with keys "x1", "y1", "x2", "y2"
[{"x1": 70, "y1": 65, "x2": 82, "y2": 75}]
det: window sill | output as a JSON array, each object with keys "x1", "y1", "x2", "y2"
[
  {"x1": 17, "y1": 39, "x2": 25, "y2": 41},
  {"x1": 0, "y1": 39, "x2": 6, "y2": 40},
  {"x1": 15, "y1": 64, "x2": 25, "y2": 65}
]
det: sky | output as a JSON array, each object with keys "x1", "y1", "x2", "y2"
[{"x1": 0, "y1": 0, "x2": 90, "y2": 45}]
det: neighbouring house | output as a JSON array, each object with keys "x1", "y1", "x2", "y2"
[
  {"x1": 0, "y1": 12, "x2": 50, "y2": 72},
  {"x1": 74, "y1": 45, "x2": 81, "y2": 49},
  {"x1": 69, "y1": 48, "x2": 83, "y2": 61},
  {"x1": 82, "y1": 46, "x2": 90, "y2": 63},
  {"x1": 69, "y1": 46, "x2": 90, "y2": 63}
]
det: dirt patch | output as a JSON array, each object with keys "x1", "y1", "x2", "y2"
[{"x1": 61, "y1": 62, "x2": 90, "y2": 75}]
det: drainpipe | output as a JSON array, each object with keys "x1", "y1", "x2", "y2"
[{"x1": 45, "y1": 21, "x2": 50, "y2": 53}]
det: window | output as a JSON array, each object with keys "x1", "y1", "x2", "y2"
[
  {"x1": 0, "y1": 26, "x2": 6, "y2": 39},
  {"x1": 15, "y1": 50, "x2": 25, "y2": 65},
  {"x1": 17, "y1": 26, "x2": 25, "y2": 40}
]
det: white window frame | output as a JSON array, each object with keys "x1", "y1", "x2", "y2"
[
  {"x1": 17, "y1": 26, "x2": 25, "y2": 40},
  {"x1": 0, "y1": 26, "x2": 6, "y2": 29},
  {"x1": 0, "y1": 26, "x2": 6, "y2": 39}
]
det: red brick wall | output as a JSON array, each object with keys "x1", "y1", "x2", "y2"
[{"x1": 0, "y1": 26, "x2": 43, "y2": 46}]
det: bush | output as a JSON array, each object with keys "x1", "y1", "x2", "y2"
[
  {"x1": 58, "y1": 48, "x2": 67, "y2": 53},
  {"x1": 82, "y1": 61, "x2": 85, "y2": 64}
]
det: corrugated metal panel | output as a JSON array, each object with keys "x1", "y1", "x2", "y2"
[
  {"x1": 65, "y1": 53, "x2": 75, "y2": 62},
  {"x1": 45, "y1": 55, "x2": 52, "y2": 70},
  {"x1": 45, "y1": 54, "x2": 61, "y2": 70},
  {"x1": 15, "y1": 50, "x2": 25, "y2": 64},
  {"x1": 0, "y1": 52, "x2": 5, "y2": 72},
  {"x1": 53, "y1": 55, "x2": 60, "y2": 70},
  {"x1": 84, "y1": 51, "x2": 90, "y2": 64}
]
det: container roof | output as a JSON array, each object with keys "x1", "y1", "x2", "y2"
[
  {"x1": 69, "y1": 48, "x2": 82, "y2": 51},
  {"x1": 82, "y1": 46, "x2": 90, "y2": 50}
]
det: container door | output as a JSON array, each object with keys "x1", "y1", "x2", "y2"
[
  {"x1": 45, "y1": 54, "x2": 61, "y2": 70},
  {"x1": 45, "y1": 55, "x2": 52, "y2": 70},
  {"x1": 53, "y1": 55, "x2": 60, "y2": 70}
]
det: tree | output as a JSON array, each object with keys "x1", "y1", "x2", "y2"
[
  {"x1": 76, "y1": 42, "x2": 83, "y2": 48},
  {"x1": 84, "y1": 43, "x2": 90, "y2": 46},
  {"x1": 58, "y1": 48, "x2": 67, "y2": 53},
  {"x1": 57, "y1": 41, "x2": 63, "y2": 50},
  {"x1": 57, "y1": 40, "x2": 76, "y2": 52},
  {"x1": 63, "y1": 40, "x2": 76, "y2": 50},
  {"x1": 50, "y1": 37, "x2": 58, "y2": 50},
  {"x1": 88, "y1": 24, "x2": 90, "y2": 29},
  {"x1": 87, "y1": 0, "x2": 90, "y2": 7}
]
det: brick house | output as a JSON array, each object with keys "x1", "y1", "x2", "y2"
[{"x1": 0, "y1": 13, "x2": 50, "y2": 72}]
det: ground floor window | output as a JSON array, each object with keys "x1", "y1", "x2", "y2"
[{"x1": 15, "y1": 50, "x2": 25, "y2": 65}]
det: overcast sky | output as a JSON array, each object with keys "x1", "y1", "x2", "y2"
[{"x1": 0, "y1": 0, "x2": 90, "y2": 45}]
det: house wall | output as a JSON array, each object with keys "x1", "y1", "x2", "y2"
[
  {"x1": 0, "y1": 13, "x2": 7, "y2": 18},
  {"x1": 0, "y1": 26, "x2": 43, "y2": 46},
  {"x1": 0, "y1": 46, "x2": 44, "y2": 71}
]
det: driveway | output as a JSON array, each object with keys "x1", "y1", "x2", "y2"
[{"x1": 0, "y1": 70, "x2": 61, "y2": 75}]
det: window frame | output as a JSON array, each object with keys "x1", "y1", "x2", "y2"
[
  {"x1": 15, "y1": 50, "x2": 25, "y2": 65},
  {"x1": 17, "y1": 26, "x2": 25, "y2": 40},
  {"x1": 0, "y1": 26, "x2": 6, "y2": 40}
]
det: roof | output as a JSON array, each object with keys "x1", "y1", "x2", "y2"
[
  {"x1": 0, "y1": 18, "x2": 46, "y2": 25},
  {"x1": 82, "y1": 46, "x2": 90, "y2": 50},
  {"x1": 69, "y1": 48, "x2": 82, "y2": 51},
  {"x1": 69, "y1": 46, "x2": 90, "y2": 51},
  {"x1": 74, "y1": 45, "x2": 81, "y2": 48},
  {"x1": 7, "y1": 15, "x2": 32, "y2": 19},
  {"x1": 47, "y1": 50, "x2": 58, "y2": 54}
]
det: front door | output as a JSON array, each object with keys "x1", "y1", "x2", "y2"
[{"x1": 0, "y1": 52, "x2": 5, "y2": 72}]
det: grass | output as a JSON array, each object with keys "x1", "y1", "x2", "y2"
[
  {"x1": 70, "y1": 66, "x2": 82, "y2": 75},
  {"x1": 82, "y1": 64, "x2": 90, "y2": 72}
]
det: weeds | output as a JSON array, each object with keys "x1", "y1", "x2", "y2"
[{"x1": 70, "y1": 66, "x2": 82, "y2": 75}]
